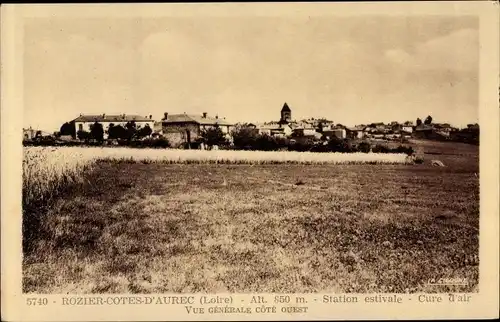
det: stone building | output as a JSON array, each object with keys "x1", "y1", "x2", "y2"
[
  {"x1": 280, "y1": 102, "x2": 292, "y2": 124},
  {"x1": 23, "y1": 127, "x2": 36, "y2": 140},
  {"x1": 161, "y1": 112, "x2": 233, "y2": 147},
  {"x1": 72, "y1": 114, "x2": 155, "y2": 139}
]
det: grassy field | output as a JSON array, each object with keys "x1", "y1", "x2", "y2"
[{"x1": 23, "y1": 140, "x2": 479, "y2": 293}]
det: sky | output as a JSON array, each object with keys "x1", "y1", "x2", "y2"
[{"x1": 23, "y1": 15, "x2": 479, "y2": 132}]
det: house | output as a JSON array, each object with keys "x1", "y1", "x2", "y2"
[
  {"x1": 291, "y1": 120, "x2": 317, "y2": 137},
  {"x1": 233, "y1": 123, "x2": 260, "y2": 136},
  {"x1": 23, "y1": 127, "x2": 37, "y2": 140},
  {"x1": 370, "y1": 122, "x2": 386, "y2": 132},
  {"x1": 256, "y1": 122, "x2": 293, "y2": 137},
  {"x1": 401, "y1": 126, "x2": 413, "y2": 134},
  {"x1": 292, "y1": 127, "x2": 317, "y2": 137},
  {"x1": 414, "y1": 124, "x2": 447, "y2": 140},
  {"x1": 72, "y1": 114, "x2": 155, "y2": 139},
  {"x1": 346, "y1": 126, "x2": 366, "y2": 139},
  {"x1": 253, "y1": 102, "x2": 298, "y2": 137},
  {"x1": 316, "y1": 119, "x2": 334, "y2": 130},
  {"x1": 433, "y1": 123, "x2": 457, "y2": 136},
  {"x1": 161, "y1": 112, "x2": 233, "y2": 147},
  {"x1": 322, "y1": 128, "x2": 347, "y2": 139},
  {"x1": 433, "y1": 123, "x2": 454, "y2": 137}
]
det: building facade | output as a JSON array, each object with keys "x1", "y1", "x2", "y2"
[
  {"x1": 161, "y1": 112, "x2": 233, "y2": 147},
  {"x1": 73, "y1": 114, "x2": 155, "y2": 139},
  {"x1": 23, "y1": 127, "x2": 37, "y2": 140}
]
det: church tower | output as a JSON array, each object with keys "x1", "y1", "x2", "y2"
[{"x1": 280, "y1": 102, "x2": 292, "y2": 123}]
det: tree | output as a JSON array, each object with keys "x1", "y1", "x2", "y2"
[
  {"x1": 255, "y1": 134, "x2": 280, "y2": 151},
  {"x1": 327, "y1": 137, "x2": 353, "y2": 152},
  {"x1": 77, "y1": 130, "x2": 90, "y2": 141},
  {"x1": 416, "y1": 118, "x2": 423, "y2": 126},
  {"x1": 125, "y1": 121, "x2": 137, "y2": 141},
  {"x1": 200, "y1": 125, "x2": 227, "y2": 147},
  {"x1": 231, "y1": 126, "x2": 259, "y2": 150},
  {"x1": 89, "y1": 122, "x2": 104, "y2": 142},
  {"x1": 59, "y1": 121, "x2": 76, "y2": 138},
  {"x1": 317, "y1": 122, "x2": 324, "y2": 133},
  {"x1": 108, "y1": 124, "x2": 128, "y2": 140},
  {"x1": 424, "y1": 115, "x2": 433, "y2": 125},
  {"x1": 136, "y1": 124, "x2": 153, "y2": 139},
  {"x1": 357, "y1": 141, "x2": 371, "y2": 153},
  {"x1": 106, "y1": 123, "x2": 115, "y2": 137}
]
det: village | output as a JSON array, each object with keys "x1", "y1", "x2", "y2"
[
  {"x1": 14, "y1": 3, "x2": 489, "y2": 305},
  {"x1": 23, "y1": 102, "x2": 480, "y2": 149}
]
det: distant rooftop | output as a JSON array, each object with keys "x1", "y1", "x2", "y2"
[
  {"x1": 73, "y1": 114, "x2": 153, "y2": 122},
  {"x1": 346, "y1": 125, "x2": 366, "y2": 131},
  {"x1": 162, "y1": 113, "x2": 233, "y2": 126}
]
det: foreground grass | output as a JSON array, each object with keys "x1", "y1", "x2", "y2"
[{"x1": 23, "y1": 151, "x2": 479, "y2": 293}]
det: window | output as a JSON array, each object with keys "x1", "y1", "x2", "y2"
[{"x1": 78, "y1": 124, "x2": 83, "y2": 131}]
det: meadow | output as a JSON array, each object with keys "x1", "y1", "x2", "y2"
[{"x1": 22, "y1": 141, "x2": 479, "y2": 293}]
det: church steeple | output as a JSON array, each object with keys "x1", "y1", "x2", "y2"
[{"x1": 280, "y1": 102, "x2": 292, "y2": 123}]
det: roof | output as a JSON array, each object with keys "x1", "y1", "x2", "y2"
[
  {"x1": 73, "y1": 114, "x2": 153, "y2": 122},
  {"x1": 255, "y1": 121, "x2": 293, "y2": 130},
  {"x1": 292, "y1": 126, "x2": 316, "y2": 131},
  {"x1": 346, "y1": 126, "x2": 366, "y2": 131},
  {"x1": 281, "y1": 102, "x2": 291, "y2": 112},
  {"x1": 162, "y1": 114, "x2": 233, "y2": 126}
]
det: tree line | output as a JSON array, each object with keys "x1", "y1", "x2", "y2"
[{"x1": 59, "y1": 121, "x2": 152, "y2": 142}]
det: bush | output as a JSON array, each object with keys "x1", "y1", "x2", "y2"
[
  {"x1": 136, "y1": 124, "x2": 153, "y2": 139},
  {"x1": 108, "y1": 124, "x2": 129, "y2": 140},
  {"x1": 372, "y1": 144, "x2": 390, "y2": 153},
  {"x1": 231, "y1": 127, "x2": 259, "y2": 150},
  {"x1": 310, "y1": 143, "x2": 330, "y2": 153},
  {"x1": 357, "y1": 142, "x2": 371, "y2": 153},
  {"x1": 372, "y1": 144, "x2": 414, "y2": 155},
  {"x1": 396, "y1": 145, "x2": 414, "y2": 155},
  {"x1": 255, "y1": 134, "x2": 280, "y2": 151},
  {"x1": 77, "y1": 130, "x2": 90, "y2": 141},
  {"x1": 135, "y1": 138, "x2": 171, "y2": 148},
  {"x1": 327, "y1": 138, "x2": 356, "y2": 153},
  {"x1": 200, "y1": 126, "x2": 228, "y2": 147},
  {"x1": 90, "y1": 122, "x2": 104, "y2": 142},
  {"x1": 414, "y1": 156, "x2": 425, "y2": 164},
  {"x1": 289, "y1": 138, "x2": 315, "y2": 152},
  {"x1": 154, "y1": 138, "x2": 170, "y2": 148}
]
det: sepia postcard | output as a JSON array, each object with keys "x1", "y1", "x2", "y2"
[{"x1": 1, "y1": 2, "x2": 499, "y2": 321}]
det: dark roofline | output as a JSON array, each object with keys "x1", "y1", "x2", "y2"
[
  {"x1": 72, "y1": 114, "x2": 153, "y2": 123},
  {"x1": 281, "y1": 102, "x2": 291, "y2": 112},
  {"x1": 162, "y1": 114, "x2": 234, "y2": 126}
]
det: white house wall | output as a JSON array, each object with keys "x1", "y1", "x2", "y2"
[
  {"x1": 75, "y1": 121, "x2": 155, "y2": 138},
  {"x1": 199, "y1": 124, "x2": 232, "y2": 134},
  {"x1": 333, "y1": 129, "x2": 347, "y2": 139},
  {"x1": 303, "y1": 129, "x2": 317, "y2": 136}
]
